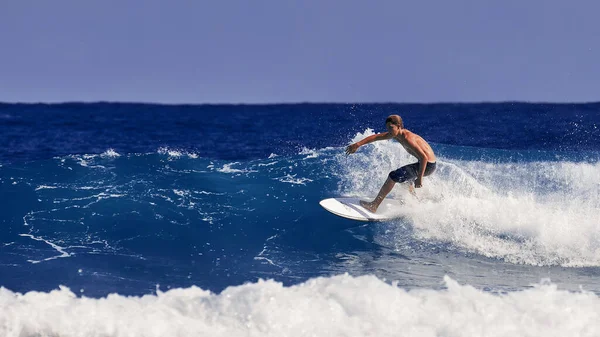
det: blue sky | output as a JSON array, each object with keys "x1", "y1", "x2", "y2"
[{"x1": 1, "y1": 1, "x2": 599, "y2": 103}]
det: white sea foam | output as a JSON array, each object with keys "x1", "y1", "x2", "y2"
[
  {"x1": 217, "y1": 162, "x2": 244, "y2": 173},
  {"x1": 215, "y1": 162, "x2": 257, "y2": 174},
  {"x1": 35, "y1": 185, "x2": 58, "y2": 191},
  {"x1": 1, "y1": 275, "x2": 599, "y2": 337},
  {"x1": 158, "y1": 147, "x2": 184, "y2": 158},
  {"x1": 299, "y1": 147, "x2": 319, "y2": 158},
  {"x1": 338, "y1": 129, "x2": 600, "y2": 267},
  {"x1": 100, "y1": 148, "x2": 121, "y2": 158},
  {"x1": 273, "y1": 174, "x2": 313, "y2": 185},
  {"x1": 258, "y1": 161, "x2": 278, "y2": 167},
  {"x1": 196, "y1": 191, "x2": 226, "y2": 196},
  {"x1": 61, "y1": 153, "x2": 109, "y2": 169},
  {"x1": 17, "y1": 234, "x2": 71, "y2": 264},
  {"x1": 173, "y1": 189, "x2": 188, "y2": 197},
  {"x1": 157, "y1": 147, "x2": 198, "y2": 159}
]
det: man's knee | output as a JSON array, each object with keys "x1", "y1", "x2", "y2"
[{"x1": 389, "y1": 169, "x2": 407, "y2": 183}]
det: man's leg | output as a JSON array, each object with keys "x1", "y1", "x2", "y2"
[
  {"x1": 360, "y1": 177, "x2": 396, "y2": 213},
  {"x1": 408, "y1": 183, "x2": 417, "y2": 197}
]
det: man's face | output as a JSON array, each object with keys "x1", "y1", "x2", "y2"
[{"x1": 386, "y1": 122, "x2": 400, "y2": 136}]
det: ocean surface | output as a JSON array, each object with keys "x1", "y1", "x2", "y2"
[{"x1": 1, "y1": 102, "x2": 600, "y2": 336}]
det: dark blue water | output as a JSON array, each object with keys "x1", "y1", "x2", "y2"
[
  {"x1": 1, "y1": 102, "x2": 600, "y2": 301},
  {"x1": 2, "y1": 102, "x2": 599, "y2": 164}
]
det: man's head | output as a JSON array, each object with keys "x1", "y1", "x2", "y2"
[{"x1": 385, "y1": 115, "x2": 403, "y2": 136}]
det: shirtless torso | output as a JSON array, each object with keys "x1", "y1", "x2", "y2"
[{"x1": 394, "y1": 130, "x2": 436, "y2": 163}]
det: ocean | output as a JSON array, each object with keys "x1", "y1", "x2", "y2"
[{"x1": 1, "y1": 102, "x2": 600, "y2": 336}]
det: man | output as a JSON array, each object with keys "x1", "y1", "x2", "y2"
[{"x1": 345, "y1": 115, "x2": 436, "y2": 213}]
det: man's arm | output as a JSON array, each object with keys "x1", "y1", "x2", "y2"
[
  {"x1": 405, "y1": 136, "x2": 430, "y2": 188},
  {"x1": 345, "y1": 132, "x2": 392, "y2": 155}
]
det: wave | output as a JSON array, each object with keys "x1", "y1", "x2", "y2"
[
  {"x1": 1, "y1": 274, "x2": 598, "y2": 337},
  {"x1": 335, "y1": 130, "x2": 600, "y2": 267},
  {"x1": 4, "y1": 141, "x2": 600, "y2": 271},
  {"x1": 1, "y1": 139, "x2": 600, "y2": 301}
]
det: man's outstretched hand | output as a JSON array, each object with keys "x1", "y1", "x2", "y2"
[{"x1": 345, "y1": 143, "x2": 359, "y2": 155}]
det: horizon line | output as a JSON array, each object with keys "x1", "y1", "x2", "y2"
[{"x1": 1, "y1": 100, "x2": 600, "y2": 106}]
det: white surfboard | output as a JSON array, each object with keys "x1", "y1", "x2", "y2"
[{"x1": 319, "y1": 197, "x2": 405, "y2": 222}]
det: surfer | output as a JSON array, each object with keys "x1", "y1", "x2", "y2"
[{"x1": 345, "y1": 115, "x2": 436, "y2": 213}]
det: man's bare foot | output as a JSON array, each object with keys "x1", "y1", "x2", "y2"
[
  {"x1": 360, "y1": 200, "x2": 378, "y2": 213},
  {"x1": 408, "y1": 184, "x2": 417, "y2": 196}
]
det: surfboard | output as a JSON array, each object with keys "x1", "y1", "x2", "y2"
[{"x1": 319, "y1": 197, "x2": 405, "y2": 222}]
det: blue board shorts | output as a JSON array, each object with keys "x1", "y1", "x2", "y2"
[{"x1": 389, "y1": 162, "x2": 436, "y2": 183}]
